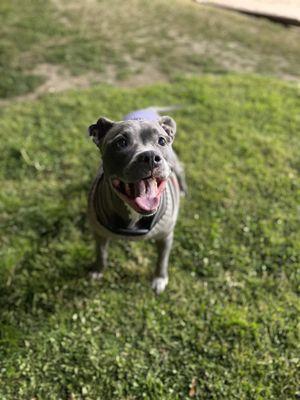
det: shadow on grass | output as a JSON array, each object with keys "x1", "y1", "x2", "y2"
[
  {"x1": 1, "y1": 147, "x2": 169, "y2": 350},
  {"x1": 0, "y1": 197, "x2": 155, "y2": 348}
]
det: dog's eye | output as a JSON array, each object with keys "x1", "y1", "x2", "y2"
[
  {"x1": 116, "y1": 137, "x2": 128, "y2": 149},
  {"x1": 158, "y1": 137, "x2": 167, "y2": 146}
]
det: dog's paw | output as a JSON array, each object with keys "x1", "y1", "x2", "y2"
[
  {"x1": 151, "y1": 276, "x2": 169, "y2": 294},
  {"x1": 89, "y1": 271, "x2": 104, "y2": 280}
]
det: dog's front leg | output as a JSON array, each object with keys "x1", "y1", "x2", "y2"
[
  {"x1": 151, "y1": 232, "x2": 174, "y2": 294},
  {"x1": 90, "y1": 235, "x2": 109, "y2": 279}
]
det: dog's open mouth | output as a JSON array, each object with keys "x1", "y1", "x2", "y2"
[{"x1": 112, "y1": 176, "x2": 167, "y2": 214}]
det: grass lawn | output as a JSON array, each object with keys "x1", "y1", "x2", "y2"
[{"x1": 0, "y1": 75, "x2": 299, "y2": 399}]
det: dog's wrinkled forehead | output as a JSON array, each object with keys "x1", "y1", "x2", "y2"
[
  {"x1": 89, "y1": 114, "x2": 176, "y2": 150},
  {"x1": 103, "y1": 120, "x2": 164, "y2": 147}
]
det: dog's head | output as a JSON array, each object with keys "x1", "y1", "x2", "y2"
[{"x1": 88, "y1": 116, "x2": 176, "y2": 215}]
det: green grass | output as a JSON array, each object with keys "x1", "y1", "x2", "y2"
[
  {"x1": 1, "y1": 0, "x2": 300, "y2": 99},
  {"x1": 0, "y1": 75, "x2": 299, "y2": 399}
]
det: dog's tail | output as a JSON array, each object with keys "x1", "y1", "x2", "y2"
[{"x1": 152, "y1": 105, "x2": 183, "y2": 114}]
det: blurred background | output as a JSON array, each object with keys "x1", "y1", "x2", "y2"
[{"x1": 1, "y1": 0, "x2": 300, "y2": 101}]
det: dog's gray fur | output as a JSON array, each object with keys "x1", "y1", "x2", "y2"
[{"x1": 87, "y1": 108, "x2": 187, "y2": 294}]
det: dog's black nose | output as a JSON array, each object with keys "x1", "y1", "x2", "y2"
[{"x1": 137, "y1": 151, "x2": 162, "y2": 168}]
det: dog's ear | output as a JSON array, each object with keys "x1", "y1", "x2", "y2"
[
  {"x1": 158, "y1": 116, "x2": 176, "y2": 142},
  {"x1": 88, "y1": 117, "x2": 114, "y2": 147}
]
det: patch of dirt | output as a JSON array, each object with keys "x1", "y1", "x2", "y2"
[
  {"x1": 51, "y1": 0, "x2": 99, "y2": 12},
  {"x1": 0, "y1": 62, "x2": 168, "y2": 107},
  {"x1": 0, "y1": 64, "x2": 100, "y2": 106},
  {"x1": 118, "y1": 65, "x2": 167, "y2": 88},
  {"x1": 31, "y1": 64, "x2": 101, "y2": 94}
]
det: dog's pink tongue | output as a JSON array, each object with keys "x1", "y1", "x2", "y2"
[{"x1": 135, "y1": 179, "x2": 159, "y2": 211}]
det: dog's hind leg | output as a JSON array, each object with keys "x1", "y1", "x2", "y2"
[{"x1": 152, "y1": 232, "x2": 174, "y2": 294}]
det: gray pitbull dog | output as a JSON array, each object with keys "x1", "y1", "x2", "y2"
[{"x1": 87, "y1": 107, "x2": 187, "y2": 294}]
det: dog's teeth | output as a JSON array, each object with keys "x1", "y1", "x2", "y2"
[
  {"x1": 138, "y1": 180, "x2": 146, "y2": 196},
  {"x1": 125, "y1": 183, "x2": 131, "y2": 197},
  {"x1": 112, "y1": 179, "x2": 120, "y2": 188},
  {"x1": 147, "y1": 178, "x2": 157, "y2": 193}
]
